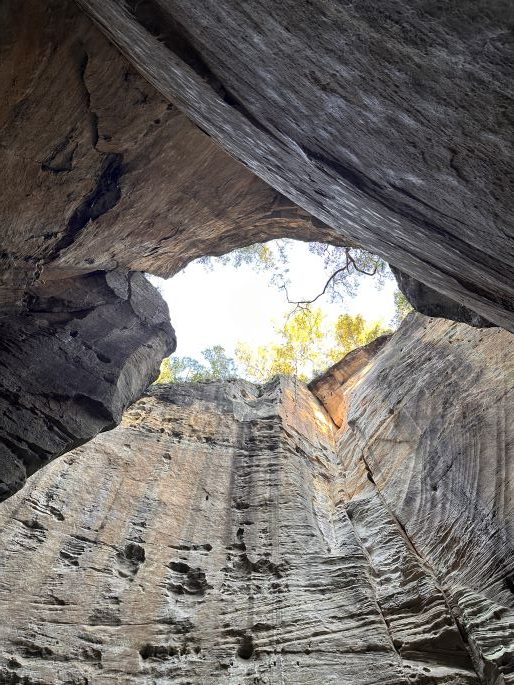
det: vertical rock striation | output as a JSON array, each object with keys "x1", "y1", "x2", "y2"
[
  {"x1": 312, "y1": 314, "x2": 514, "y2": 684},
  {"x1": 0, "y1": 315, "x2": 511, "y2": 683}
]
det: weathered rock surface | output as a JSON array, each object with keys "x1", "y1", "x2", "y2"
[
  {"x1": 0, "y1": 270, "x2": 175, "y2": 503},
  {"x1": 309, "y1": 333, "x2": 392, "y2": 426},
  {"x1": 78, "y1": 0, "x2": 514, "y2": 330},
  {"x1": 1, "y1": 2, "x2": 513, "y2": 676},
  {"x1": 0, "y1": 315, "x2": 511, "y2": 683},
  {"x1": 1, "y1": 0, "x2": 513, "y2": 329},
  {"x1": 2, "y1": 0, "x2": 514, "y2": 497},
  {"x1": 1, "y1": 0, "x2": 349, "y2": 492},
  {"x1": 313, "y1": 314, "x2": 514, "y2": 684},
  {"x1": 390, "y1": 267, "x2": 495, "y2": 328},
  {"x1": 0, "y1": 0, "x2": 348, "y2": 311}
]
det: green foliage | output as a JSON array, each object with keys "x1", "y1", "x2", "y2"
[
  {"x1": 236, "y1": 308, "x2": 391, "y2": 383},
  {"x1": 198, "y1": 239, "x2": 392, "y2": 304},
  {"x1": 236, "y1": 307, "x2": 328, "y2": 382},
  {"x1": 392, "y1": 290, "x2": 413, "y2": 326},
  {"x1": 306, "y1": 243, "x2": 389, "y2": 300},
  {"x1": 198, "y1": 244, "x2": 276, "y2": 271},
  {"x1": 164, "y1": 240, "x2": 404, "y2": 386},
  {"x1": 158, "y1": 309, "x2": 392, "y2": 386},
  {"x1": 331, "y1": 313, "x2": 392, "y2": 360},
  {"x1": 201, "y1": 345, "x2": 238, "y2": 380},
  {"x1": 155, "y1": 345, "x2": 237, "y2": 384}
]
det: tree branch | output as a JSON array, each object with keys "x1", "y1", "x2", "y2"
[{"x1": 282, "y1": 248, "x2": 377, "y2": 307}]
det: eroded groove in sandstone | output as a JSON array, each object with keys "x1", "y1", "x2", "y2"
[
  {"x1": 313, "y1": 313, "x2": 514, "y2": 684},
  {"x1": 0, "y1": 380, "x2": 405, "y2": 684}
]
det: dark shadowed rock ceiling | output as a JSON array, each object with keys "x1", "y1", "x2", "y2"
[{"x1": 77, "y1": 0, "x2": 514, "y2": 330}]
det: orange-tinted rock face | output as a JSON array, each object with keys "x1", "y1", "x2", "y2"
[
  {"x1": 308, "y1": 334, "x2": 392, "y2": 427},
  {"x1": 312, "y1": 314, "x2": 514, "y2": 684},
  {"x1": 0, "y1": 316, "x2": 511, "y2": 684}
]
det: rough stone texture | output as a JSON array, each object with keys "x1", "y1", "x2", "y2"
[
  {"x1": 0, "y1": 0, "x2": 349, "y2": 495},
  {"x1": 0, "y1": 0, "x2": 348, "y2": 311},
  {"x1": 0, "y1": 316, "x2": 511, "y2": 684},
  {"x1": 77, "y1": 0, "x2": 514, "y2": 330},
  {"x1": 313, "y1": 314, "x2": 514, "y2": 685},
  {"x1": 309, "y1": 334, "x2": 392, "y2": 426},
  {"x1": 1, "y1": 2, "x2": 513, "y2": 676},
  {"x1": 0, "y1": 270, "x2": 175, "y2": 503},
  {"x1": 390, "y1": 267, "x2": 495, "y2": 328},
  {"x1": 1, "y1": 0, "x2": 512, "y2": 327},
  {"x1": 1, "y1": 0, "x2": 513, "y2": 499}
]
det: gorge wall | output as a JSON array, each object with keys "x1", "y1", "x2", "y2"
[
  {"x1": 0, "y1": 314, "x2": 512, "y2": 684},
  {"x1": 1, "y1": 5, "x2": 513, "y2": 680},
  {"x1": 1, "y1": 0, "x2": 513, "y2": 495}
]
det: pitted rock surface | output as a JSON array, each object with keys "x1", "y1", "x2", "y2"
[
  {"x1": 0, "y1": 271, "x2": 175, "y2": 502},
  {"x1": 0, "y1": 316, "x2": 511, "y2": 683}
]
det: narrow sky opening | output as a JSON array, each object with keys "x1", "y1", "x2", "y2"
[{"x1": 151, "y1": 240, "x2": 397, "y2": 361}]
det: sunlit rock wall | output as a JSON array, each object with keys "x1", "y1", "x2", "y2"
[
  {"x1": 0, "y1": 315, "x2": 512, "y2": 684},
  {"x1": 312, "y1": 314, "x2": 514, "y2": 684}
]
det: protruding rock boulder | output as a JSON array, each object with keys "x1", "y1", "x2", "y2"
[{"x1": 0, "y1": 270, "x2": 175, "y2": 501}]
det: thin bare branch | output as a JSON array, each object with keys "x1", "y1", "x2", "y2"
[
  {"x1": 282, "y1": 248, "x2": 379, "y2": 308},
  {"x1": 282, "y1": 249, "x2": 350, "y2": 306}
]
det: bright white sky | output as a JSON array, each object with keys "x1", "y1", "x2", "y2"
[{"x1": 151, "y1": 241, "x2": 397, "y2": 360}]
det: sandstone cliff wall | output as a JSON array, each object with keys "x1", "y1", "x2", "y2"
[{"x1": 0, "y1": 315, "x2": 511, "y2": 684}]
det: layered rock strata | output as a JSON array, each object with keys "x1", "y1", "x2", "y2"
[
  {"x1": 0, "y1": 315, "x2": 511, "y2": 684},
  {"x1": 2, "y1": 0, "x2": 513, "y2": 493},
  {"x1": 0, "y1": 271, "x2": 175, "y2": 502},
  {"x1": 2, "y1": 0, "x2": 513, "y2": 328},
  {"x1": 78, "y1": 0, "x2": 514, "y2": 330},
  {"x1": 311, "y1": 314, "x2": 514, "y2": 684},
  {"x1": 1, "y1": 0, "x2": 347, "y2": 494},
  {"x1": 0, "y1": 0, "x2": 348, "y2": 311}
]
